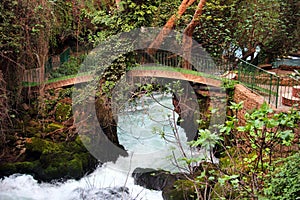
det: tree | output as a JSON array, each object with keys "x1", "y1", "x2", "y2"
[
  {"x1": 0, "y1": 0, "x2": 25, "y2": 105},
  {"x1": 227, "y1": 0, "x2": 286, "y2": 62},
  {"x1": 261, "y1": 0, "x2": 300, "y2": 61},
  {"x1": 192, "y1": 0, "x2": 233, "y2": 58},
  {"x1": 182, "y1": 0, "x2": 207, "y2": 69},
  {"x1": 147, "y1": 0, "x2": 197, "y2": 55}
]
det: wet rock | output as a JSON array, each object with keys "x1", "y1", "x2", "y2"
[
  {"x1": 132, "y1": 167, "x2": 196, "y2": 200},
  {"x1": 133, "y1": 163, "x2": 218, "y2": 200},
  {"x1": 132, "y1": 168, "x2": 183, "y2": 191}
]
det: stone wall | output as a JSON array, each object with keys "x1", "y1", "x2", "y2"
[
  {"x1": 233, "y1": 84, "x2": 266, "y2": 125},
  {"x1": 233, "y1": 84, "x2": 299, "y2": 148}
]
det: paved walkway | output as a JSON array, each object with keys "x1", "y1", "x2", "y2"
[{"x1": 126, "y1": 69, "x2": 222, "y2": 87}]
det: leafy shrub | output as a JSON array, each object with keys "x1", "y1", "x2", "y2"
[{"x1": 262, "y1": 152, "x2": 300, "y2": 200}]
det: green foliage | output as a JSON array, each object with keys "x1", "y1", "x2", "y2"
[
  {"x1": 222, "y1": 79, "x2": 237, "y2": 101},
  {"x1": 262, "y1": 152, "x2": 300, "y2": 200},
  {"x1": 168, "y1": 101, "x2": 300, "y2": 199},
  {"x1": 236, "y1": 103, "x2": 299, "y2": 170},
  {"x1": 0, "y1": 1, "x2": 23, "y2": 52},
  {"x1": 216, "y1": 101, "x2": 300, "y2": 198},
  {"x1": 87, "y1": 0, "x2": 162, "y2": 45},
  {"x1": 194, "y1": 0, "x2": 233, "y2": 58},
  {"x1": 229, "y1": 0, "x2": 282, "y2": 58},
  {"x1": 152, "y1": 0, "x2": 182, "y2": 27},
  {"x1": 190, "y1": 129, "x2": 222, "y2": 150},
  {"x1": 49, "y1": 56, "x2": 83, "y2": 78},
  {"x1": 192, "y1": 0, "x2": 298, "y2": 60},
  {"x1": 262, "y1": 0, "x2": 300, "y2": 59},
  {"x1": 58, "y1": 87, "x2": 73, "y2": 99},
  {"x1": 55, "y1": 103, "x2": 72, "y2": 122},
  {"x1": 222, "y1": 79, "x2": 236, "y2": 91}
]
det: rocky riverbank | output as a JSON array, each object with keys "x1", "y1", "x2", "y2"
[{"x1": 0, "y1": 86, "x2": 125, "y2": 182}]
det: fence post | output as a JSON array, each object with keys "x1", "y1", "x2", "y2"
[
  {"x1": 237, "y1": 62, "x2": 241, "y2": 82},
  {"x1": 275, "y1": 76, "x2": 280, "y2": 108},
  {"x1": 268, "y1": 74, "x2": 273, "y2": 104}
]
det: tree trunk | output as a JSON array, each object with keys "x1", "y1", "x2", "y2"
[
  {"x1": 182, "y1": 0, "x2": 206, "y2": 69},
  {"x1": 147, "y1": 0, "x2": 197, "y2": 55},
  {"x1": 0, "y1": 70, "x2": 9, "y2": 153}
]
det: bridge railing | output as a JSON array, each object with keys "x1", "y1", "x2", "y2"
[
  {"x1": 23, "y1": 48, "x2": 71, "y2": 83},
  {"x1": 192, "y1": 57, "x2": 232, "y2": 76},
  {"x1": 23, "y1": 68, "x2": 43, "y2": 83},
  {"x1": 134, "y1": 50, "x2": 182, "y2": 67},
  {"x1": 134, "y1": 50, "x2": 232, "y2": 75},
  {"x1": 238, "y1": 59, "x2": 280, "y2": 108}
]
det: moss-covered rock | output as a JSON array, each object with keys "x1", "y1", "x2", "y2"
[
  {"x1": 0, "y1": 136, "x2": 98, "y2": 182},
  {"x1": 0, "y1": 161, "x2": 40, "y2": 177}
]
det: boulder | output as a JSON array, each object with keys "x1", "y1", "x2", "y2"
[
  {"x1": 132, "y1": 168, "x2": 184, "y2": 191},
  {"x1": 132, "y1": 167, "x2": 195, "y2": 200},
  {"x1": 133, "y1": 163, "x2": 218, "y2": 200}
]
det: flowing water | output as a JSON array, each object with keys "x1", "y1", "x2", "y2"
[{"x1": 0, "y1": 94, "x2": 201, "y2": 200}]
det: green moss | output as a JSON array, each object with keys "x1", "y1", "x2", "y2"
[
  {"x1": 26, "y1": 126, "x2": 42, "y2": 137},
  {"x1": 0, "y1": 163, "x2": 17, "y2": 175},
  {"x1": 43, "y1": 157, "x2": 83, "y2": 180},
  {"x1": 18, "y1": 136, "x2": 98, "y2": 181},
  {"x1": 1, "y1": 134, "x2": 98, "y2": 182},
  {"x1": 0, "y1": 161, "x2": 40, "y2": 177},
  {"x1": 26, "y1": 137, "x2": 60, "y2": 154}
]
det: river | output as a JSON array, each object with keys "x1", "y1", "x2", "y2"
[{"x1": 0, "y1": 93, "x2": 202, "y2": 200}]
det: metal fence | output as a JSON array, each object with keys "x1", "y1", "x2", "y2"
[
  {"x1": 238, "y1": 59, "x2": 280, "y2": 108},
  {"x1": 134, "y1": 50, "x2": 183, "y2": 68},
  {"x1": 134, "y1": 50, "x2": 232, "y2": 76}
]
